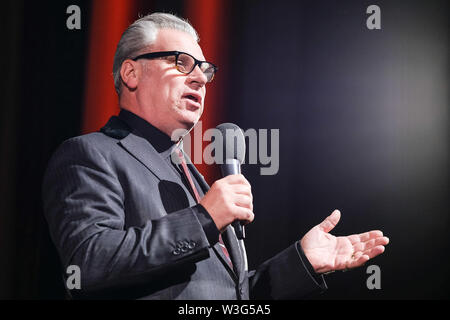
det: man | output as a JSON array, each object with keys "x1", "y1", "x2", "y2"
[{"x1": 42, "y1": 13, "x2": 389, "y2": 299}]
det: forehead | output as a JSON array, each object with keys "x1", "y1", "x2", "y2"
[{"x1": 151, "y1": 28, "x2": 205, "y2": 61}]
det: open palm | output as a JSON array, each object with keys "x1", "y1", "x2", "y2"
[{"x1": 300, "y1": 210, "x2": 389, "y2": 274}]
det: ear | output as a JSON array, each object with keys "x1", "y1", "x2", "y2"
[{"x1": 120, "y1": 59, "x2": 139, "y2": 91}]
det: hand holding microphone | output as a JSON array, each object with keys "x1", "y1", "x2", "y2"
[
  {"x1": 199, "y1": 174, "x2": 254, "y2": 234},
  {"x1": 199, "y1": 123, "x2": 251, "y2": 239}
]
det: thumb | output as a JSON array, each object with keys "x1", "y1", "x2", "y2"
[{"x1": 318, "y1": 209, "x2": 341, "y2": 233}]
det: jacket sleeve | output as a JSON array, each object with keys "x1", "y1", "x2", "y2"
[
  {"x1": 42, "y1": 137, "x2": 215, "y2": 296},
  {"x1": 249, "y1": 242, "x2": 327, "y2": 299}
]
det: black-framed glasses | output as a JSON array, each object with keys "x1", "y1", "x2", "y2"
[{"x1": 132, "y1": 51, "x2": 218, "y2": 82}]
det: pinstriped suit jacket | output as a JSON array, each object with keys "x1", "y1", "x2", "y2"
[{"x1": 42, "y1": 115, "x2": 326, "y2": 299}]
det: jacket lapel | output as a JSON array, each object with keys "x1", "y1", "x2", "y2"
[
  {"x1": 112, "y1": 127, "x2": 197, "y2": 212},
  {"x1": 119, "y1": 132, "x2": 180, "y2": 184},
  {"x1": 101, "y1": 116, "x2": 181, "y2": 184}
]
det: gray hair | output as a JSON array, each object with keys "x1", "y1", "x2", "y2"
[{"x1": 112, "y1": 12, "x2": 199, "y2": 95}]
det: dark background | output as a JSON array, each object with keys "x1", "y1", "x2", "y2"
[{"x1": 0, "y1": 0, "x2": 448, "y2": 299}]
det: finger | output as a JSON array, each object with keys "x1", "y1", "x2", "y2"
[
  {"x1": 223, "y1": 174, "x2": 251, "y2": 187},
  {"x1": 352, "y1": 236, "x2": 389, "y2": 252},
  {"x1": 347, "y1": 234, "x2": 360, "y2": 245},
  {"x1": 348, "y1": 230, "x2": 384, "y2": 244},
  {"x1": 347, "y1": 254, "x2": 370, "y2": 269},
  {"x1": 350, "y1": 251, "x2": 364, "y2": 260},
  {"x1": 234, "y1": 207, "x2": 254, "y2": 224},
  {"x1": 238, "y1": 174, "x2": 252, "y2": 187},
  {"x1": 347, "y1": 245, "x2": 385, "y2": 271},
  {"x1": 318, "y1": 210, "x2": 341, "y2": 233},
  {"x1": 361, "y1": 245, "x2": 385, "y2": 260},
  {"x1": 359, "y1": 230, "x2": 384, "y2": 242},
  {"x1": 234, "y1": 194, "x2": 253, "y2": 211},
  {"x1": 232, "y1": 185, "x2": 253, "y2": 197}
]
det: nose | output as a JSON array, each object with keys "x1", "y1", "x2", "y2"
[{"x1": 188, "y1": 64, "x2": 208, "y2": 87}]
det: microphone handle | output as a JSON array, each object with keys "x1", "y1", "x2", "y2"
[{"x1": 220, "y1": 159, "x2": 245, "y2": 240}]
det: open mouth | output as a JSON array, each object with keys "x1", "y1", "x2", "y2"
[
  {"x1": 185, "y1": 95, "x2": 199, "y2": 103},
  {"x1": 182, "y1": 93, "x2": 202, "y2": 106}
]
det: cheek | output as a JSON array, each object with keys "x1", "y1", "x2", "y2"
[
  {"x1": 142, "y1": 69, "x2": 174, "y2": 103},
  {"x1": 150, "y1": 82, "x2": 173, "y2": 107},
  {"x1": 160, "y1": 78, "x2": 180, "y2": 99}
]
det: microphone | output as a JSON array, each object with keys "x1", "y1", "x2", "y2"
[{"x1": 215, "y1": 123, "x2": 247, "y2": 240}]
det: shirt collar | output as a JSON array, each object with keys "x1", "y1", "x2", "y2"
[{"x1": 118, "y1": 109, "x2": 180, "y2": 158}]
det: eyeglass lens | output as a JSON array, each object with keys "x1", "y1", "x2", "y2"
[{"x1": 176, "y1": 53, "x2": 215, "y2": 82}]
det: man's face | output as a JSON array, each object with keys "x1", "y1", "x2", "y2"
[{"x1": 134, "y1": 28, "x2": 208, "y2": 138}]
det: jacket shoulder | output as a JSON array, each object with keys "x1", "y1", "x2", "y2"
[
  {"x1": 47, "y1": 116, "x2": 133, "y2": 166},
  {"x1": 59, "y1": 116, "x2": 131, "y2": 151},
  {"x1": 99, "y1": 115, "x2": 131, "y2": 139}
]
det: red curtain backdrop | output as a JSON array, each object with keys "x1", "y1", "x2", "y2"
[{"x1": 82, "y1": 0, "x2": 137, "y2": 134}]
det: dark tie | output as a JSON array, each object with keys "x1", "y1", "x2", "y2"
[{"x1": 175, "y1": 147, "x2": 233, "y2": 268}]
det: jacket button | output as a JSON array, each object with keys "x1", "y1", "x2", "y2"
[
  {"x1": 188, "y1": 241, "x2": 196, "y2": 249},
  {"x1": 172, "y1": 249, "x2": 181, "y2": 255}
]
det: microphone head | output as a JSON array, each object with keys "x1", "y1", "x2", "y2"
[{"x1": 215, "y1": 123, "x2": 246, "y2": 164}]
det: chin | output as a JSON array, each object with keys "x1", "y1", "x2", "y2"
[
  {"x1": 183, "y1": 112, "x2": 201, "y2": 126},
  {"x1": 182, "y1": 120, "x2": 197, "y2": 131},
  {"x1": 170, "y1": 119, "x2": 200, "y2": 141}
]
